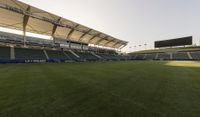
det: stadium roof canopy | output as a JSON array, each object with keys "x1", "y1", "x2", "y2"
[{"x1": 0, "y1": 0, "x2": 128, "y2": 49}]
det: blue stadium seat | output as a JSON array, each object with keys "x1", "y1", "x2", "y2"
[
  {"x1": 0, "y1": 46, "x2": 10, "y2": 60},
  {"x1": 15, "y1": 48, "x2": 46, "y2": 60}
]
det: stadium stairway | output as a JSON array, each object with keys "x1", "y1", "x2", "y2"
[
  {"x1": 187, "y1": 52, "x2": 193, "y2": 60},
  {"x1": 69, "y1": 50, "x2": 79, "y2": 58},
  {"x1": 46, "y1": 50, "x2": 71, "y2": 62},
  {"x1": 10, "y1": 47, "x2": 15, "y2": 60},
  {"x1": 65, "y1": 50, "x2": 79, "y2": 61},
  {"x1": 90, "y1": 52, "x2": 102, "y2": 59},
  {"x1": 172, "y1": 52, "x2": 190, "y2": 60},
  {"x1": 155, "y1": 53, "x2": 159, "y2": 60},
  {"x1": 74, "y1": 51, "x2": 99, "y2": 61},
  {"x1": 43, "y1": 50, "x2": 49, "y2": 60},
  {"x1": 63, "y1": 51, "x2": 72, "y2": 60},
  {"x1": 190, "y1": 51, "x2": 200, "y2": 60}
]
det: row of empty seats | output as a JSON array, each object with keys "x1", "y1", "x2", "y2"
[
  {"x1": 15, "y1": 48, "x2": 46, "y2": 60},
  {"x1": 0, "y1": 46, "x2": 129, "y2": 63},
  {"x1": 131, "y1": 51, "x2": 200, "y2": 60},
  {"x1": 0, "y1": 31, "x2": 54, "y2": 47},
  {"x1": 0, "y1": 46, "x2": 10, "y2": 60},
  {"x1": 97, "y1": 53, "x2": 119, "y2": 60},
  {"x1": 46, "y1": 50, "x2": 70, "y2": 61},
  {"x1": 172, "y1": 52, "x2": 189, "y2": 60},
  {"x1": 76, "y1": 51, "x2": 99, "y2": 61},
  {"x1": 135, "y1": 54, "x2": 145, "y2": 60},
  {"x1": 157, "y1": 53, "x2": 171, "y2": 60},
  {"x1": 145, "y1": 54, "x2": 157, "y2": 60},
  {"x1": 0, "y1": 31, "x2": 127, "y2": 62},
  {"x1": 190, "y1": 51, "x2": 200, "y2": 60},
  {"x1": 2, "y1": 46, "x2": 200, "y2": 63}
]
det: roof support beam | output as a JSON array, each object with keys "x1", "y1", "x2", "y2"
[
  {"x1": 23, "y1": 6, "x2": 31, "y2": 47},
  {"x1": 111, "y1": 41, "x2": 121, "y2": 48},
  {"x1": 0, "y1": 4, "x2": 80, "y2": 32},
  {"x1": 66, "y1": 24, "x2": 79, "y2": 39},
  {"x1": 103, "y1": 39, "x2": 115, "y2": 46},
  {"x1": 120, "y1": 45, "x2": 126, "y2": 49},
  {"x1": 88, "y1": 33, "x2": 101, "y2": 43},
  {"x1": 78, "y1": 29, "x2": 92, "y2": 42},
  {"x1": 0, "y1": 3, "x2": 127, "y2": 49},
  {"x1": 94, "y1": 36, "x2": 109, "y2": 45},
  {"x1": 115, "y1": 42, "x2": 127, "y2": 48},
  {"x1": 51, "y1": 17, "x2": 61, "y2": 43}
]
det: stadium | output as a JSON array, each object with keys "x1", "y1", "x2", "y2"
[{"x1": 0, "y1": 0, "x2": 200, "y2": 117}]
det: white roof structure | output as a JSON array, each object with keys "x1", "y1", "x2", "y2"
[{"x1": 0, "y1": 0, "x2": 128, "y2": 48}]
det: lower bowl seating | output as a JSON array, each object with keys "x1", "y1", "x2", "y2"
[
  {"x1": 190, "y1": 51, "x2": 200, "y2": 60},
  {"x1": 0, "y1": 46, "x2": 10, "y2": 61},
  {"x1": 46, "y1": 50, "x2": 70, "y2": 61},
  {"x1": 145, "y1": 54, "x2": 156, "y2": 60},
  {"x1": 135, "y1": 54, "x2": 145, "y2": 60},
  {"x1": 157, "y1": 53, "x2": 171, "y2": 60},
  {"x1": 15, "y1": 48, "x2": 46, "y2": 60},
  {"x1": 173, "y1": 52, "x2": 189, "y2": 60},
  {"x1": 76, "y1": 52, "x2": 99, "y2": 61},
  {"x1": 97, "y1": 53, "x2": 119, "y2": 60}
]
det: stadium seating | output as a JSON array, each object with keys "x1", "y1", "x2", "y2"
[
  {"x1": 0, "y1": 46, "x2": 10, "y2": 60},
  {"x1": 190, "y1": 51, "x2": 200, "y2": 60},
  {"x1": 157, "y1": 53, "x2": 171, "y2": 60},
  {"x1": 97, "y1": 53, "x2": 119, "y2": 60},
  {"x1": 1, "y1": 46, "x2": 200, "y2": 63},
  {"x1": 0, "y1": 31, "x2": 129, "y2": 63},
  {"x1": 118, "y1": 55, "x2": 131, "y2": 60},
  {"x1": 135, "y1": 54, "x2": 145, "y2": 60},
  {"x1": 129, "y1": 54, "x2": 137, "y2": 60},
  {"x1": 76, "y1": 51, "x2": 99, "y2": 61},
  {"x1": 64, "y1": 51, "x2": 79, "y2": 61},
  {"x1": 2, "y1": 31, "x2": 200, "y2": 63},
  {"x1": 46, "y1": 50, "x2": 70, "y2": 61},
  {"x1": 15, "y1": 48, "x2": 46, "y2": 60},
  {"x1": 26, "y1": 37, "x2": 54, "y2": 47},
  {"x1": 0, "y1": 31, "x2": 55, "y2": 47},
  {"x1": 145, "y1": 53, "x2": 156, "y2": 60},
  {"x1": 173, "y1": 52, "x2": 190, "y2": 60}
]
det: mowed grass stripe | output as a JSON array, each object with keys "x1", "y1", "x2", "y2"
[{"x1": 0, "y1": 61, "x2": 200, "y2": 117}]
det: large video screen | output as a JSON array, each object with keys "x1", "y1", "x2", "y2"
[{"x1": 155, "y1": 36, "x2": 192, "y2": 48}]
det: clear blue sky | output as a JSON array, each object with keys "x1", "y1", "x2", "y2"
[{"x1": 17, "y1": 0, "x2": 200, "y2": 51}]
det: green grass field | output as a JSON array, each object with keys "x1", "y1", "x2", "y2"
[{"x1": 0, "y1": 61, "x2": 200, "y2": 117}]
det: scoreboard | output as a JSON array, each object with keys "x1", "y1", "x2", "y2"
[{"x1": 155, "y1": 36, "x2": 192, "y2": 48}]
